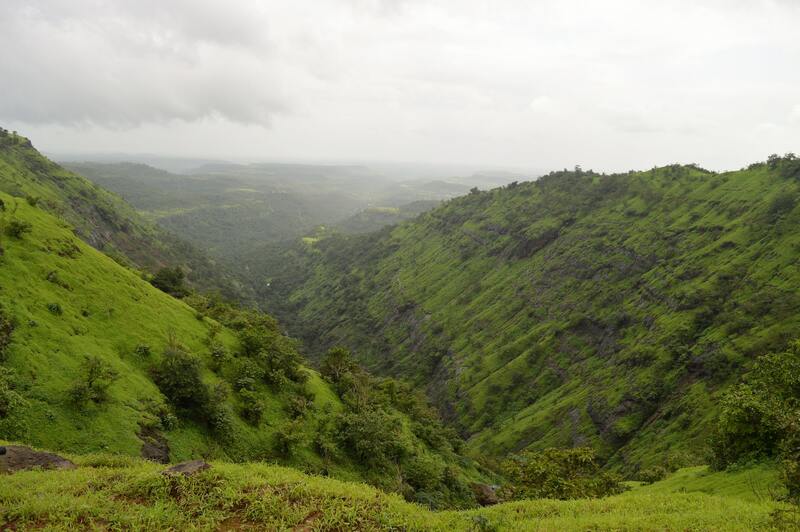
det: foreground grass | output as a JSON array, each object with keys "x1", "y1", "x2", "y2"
[{"x1": 0, "y1": 454, "x2": 787, "y2": 531}]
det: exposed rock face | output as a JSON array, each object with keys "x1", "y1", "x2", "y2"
[
  {"x1": 0, "y1": 445, "x2": 76, "y2": 473},
  {"x1": 139, "y1": 425, "x2": 170, "y2": 464},
  {"x1": 162, "y1": 459, "x2": 210, "y2": 476}
]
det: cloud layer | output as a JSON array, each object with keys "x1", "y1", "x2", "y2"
[{"x1": 1, "y1": 0, "x2": 799, "y2": 170}]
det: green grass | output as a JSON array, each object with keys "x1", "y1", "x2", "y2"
[{"x1": 0, "y1": 449, "x2": 788, "y2": 530}]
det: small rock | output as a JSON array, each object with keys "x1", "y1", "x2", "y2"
[
  {"x1": 0, "y1": 445, "x2": 76, "y2": 474},
  {"x1": 470, "y1": 482, "x2": 499, "y2": 506},
  {"x1": 162, "y1": 459, "x2": 211, "y2": 477}
]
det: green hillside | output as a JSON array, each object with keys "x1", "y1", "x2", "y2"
[
  {"x1": 260, "y1": 157, "x2": 800, "y2": 472},
  {"x1": 0, "y1": 449, "x2": 787, "y2": 530},
  {"x1": 0, "y1": 132, "x2": 246, "y2": 300},
  {"x1": 0, "y1": 136, "x2": 485, "y2": 509}
]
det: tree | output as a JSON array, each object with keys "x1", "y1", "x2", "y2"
[
  {"x1": 150, "y1": 267, "x2": 189, "y2": 298},
  {"x1": 5, "y1": 220, "x2": 32, "y2": 239},
  {"x1": 499, "y1": 447, "x2": 625, "y2": 500},
  {"x1": 69, "y1": 356, "x2": 120, "y2": 405},
  {"x1": 320, "y1": 346, "x2": 357, "y2": 384},
  {"x1": 153, "y1": 345, "x2": 209, "y2": 414}
]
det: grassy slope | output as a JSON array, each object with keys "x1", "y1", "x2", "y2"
[
  {"x1": 0, "y1": 448, "x2": 786, "y2": 531},
  {"x1": 0, "y1": 134, "x2": 246, "y2": 299},
  {"x1": 0, "y1": 190, "x2": 312, "y2": 463},
  {"x1": 267, "y1": 161, "x2": 800, "y2": 471}
]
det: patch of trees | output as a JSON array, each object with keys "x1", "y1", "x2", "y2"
[
  {"x1": 150, "y1": 266, "x2": 190, "y2": 298},
  {"x1": 499, "y1": 447, "x2": 626, "y2": 500},
  {"x1": 318, "y1": 346, "x2": 476, "y2": 509},
  {"x1": 710, "y1": 340, "x2": 800, "y2": 499}
]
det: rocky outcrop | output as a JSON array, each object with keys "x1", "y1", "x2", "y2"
[
  {"x1": 163, "y1": 460, "x2": 210, "y2": 476},
  {"x1": 0, "y1": 445, "x2": 76, "y2": 473}
]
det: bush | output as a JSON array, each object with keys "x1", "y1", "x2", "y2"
[
  {"x1": 0, "y1": 309, "x2": 14, "y2": 362},
  {"x1": 133, "y1": 344, "x2": 152, "y2": 357},
  {"x1": 68, "y1": 356, "x2": 120, "y2": 406},
  {"x1": 638, "y1": 465, "x2": 668, "y2": 484},
  {"x1": 0, "y1": 367, "x2": 28, "y2": 440},
  {"x1": 5, "y1": 219, "x2": 32, "y2": 238},
  {"x1": 153, "y1": 345, "x2": 209, "y2": 415},
  {"x1": 499, "y1": 447, "x2": 626, "y2": 500},
  {"x1": 25, "y1": 195, "x2": 39, "y2": 207},
  {"x1": 47, "y1": 303, "x2": 63, "y2": 315},
  {"x1": 274, "y1": 419, "x2": 305, "y2": 458},
  {"x1": 708, "y1": 340, "x2": 800, "y2": 501},
  {"x1": 150, "y1": 267, "x2": 190, "y2": 298},
  {"x1": 238, "y1": 388, "x2": 264, "y2": 425},
  {"x1": 337, "y1": 407, "x2": 410, "y2": 469}
]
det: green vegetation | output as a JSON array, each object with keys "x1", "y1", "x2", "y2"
[
  {"x1": 258, "y1": 156, "x2": 800, "y2": 474},
  {"x1": 710, "y1": 340, "x2": 800, "y2": 499},
  {"x1": 0, "y1": 449, "x2": 788, "y2": 530},
  {"x1": 0, "y1": 131, "x2": 247, "y2": 300},
  {"x1": 0, "y1": 165, "x2": 480, "y2": 506},
  {"x1": 500, "y1": 447, "x2": 625, "y2": 501},
  {"x1": 5, "y1": 131, "x2": 800, "y2": 527}
]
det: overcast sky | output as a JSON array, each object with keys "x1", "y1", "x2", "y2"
[{"x1": 1, "y1": 0, "x2": 799, "y2": 172}]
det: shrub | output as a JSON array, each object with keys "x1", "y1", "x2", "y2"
[
  {"x1": 286, "y1": 393, "x2": 311, "y2": 419},
  {"x1": 274, "y1": 419, "x2": 305, "y2": 458},
  {"x1": 47, "y1": 303, "x2": 63, "y2": 315},
  {"x1": 499, "y1": 447, "x2": 626, "y2": 500},
  {"x1": 0, "y1": 367, "x2": 28, "y2": 440},
  {"x1": 239, "y1": 388, "x2": 264, "y2": 425},
  {"x1": 0, "y1": 309, "x2": 14, "y2": 362},
  {"x1": 5, "y1": 219, "x2": 32, "y2": 239},
  {"x1": 150, "y1": 267, "x2": 190, "y2": 298},
  {"x1": 68, "y1": 356, "x2": 120, "y2": 406},
  {"x1": 337, "y1": 407, "x2": 410, "y2": 468},
  {"x1": 153, "y1": 345, "x2": 209, "y2": 415},
  {"x1": 320, "y1": 346, "x2": 357, "y2": 384},
  {"x1": 638, "y1": 465, "x2": 668, "y2": 484},
  {"x1": 133, "y1": 344, "x2": 152, "y2": 357},
  {"x1": 25, "y1": 195, "x2": 39, "y2": 207}
]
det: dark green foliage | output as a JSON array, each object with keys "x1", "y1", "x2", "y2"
[
  {"x1": 25, "y1": 195, "x2": 39, "y2": 207},
  {"x1": 320, "y1": 346, "x2": 357, "y2": 385},
  {"x1": 68, "y1": 355, "x2": 120, "y2": 406},
  {"x1": 274, "y1": 419, "x2": 305, "y2": 458},
  {"x1": 133, "y1": 344, "x2": 152, "y2": 357},
  {"x1": 337, "y1": 407, "x2": 409, "y2": 469},
  {"x1": 238, "y1": 388, "x2": 264, "y2": 425},
  {"x1": 5, "y1": 219, "x2": 32, "y2": 238},
  {"x1": 710, "y1": 341, "x2": 800, "y2": 498},
  {"x1": 237, "y1": 323, "x2": 305, "y2": 388},
  {"x1": 500, "y1": 448, "x2": 626, "y2": 500},
  {"x1": 0, "y1": 367, "x2": 28, "y2": 439},
  {"x1": 638, "y1": 465, "x2": 668, "y2": 484},
  {"x1": 152, "y1": 344, "x2": 209, "y2": 415},
  {"x1": 0, "y1": 308, "x2": 14, "y2": 362},
  {"x1": 46, "y1": 302, "x2": 63, "y2": 315},
  {"x1": 150, "y1": 267, "x2": 190, "y2": 298}
]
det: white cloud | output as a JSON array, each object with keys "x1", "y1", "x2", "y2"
[{"x1": 1, "y1": 0, "x2": 799, "y2": 170}]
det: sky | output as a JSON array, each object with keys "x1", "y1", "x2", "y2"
[{"x1": 1, "y1": 0, "x2": 799, "y2": 172}]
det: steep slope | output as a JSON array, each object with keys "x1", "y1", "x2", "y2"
[
  {"x1": 0, "y1": 130, "x2": 246, "y2": 299},
  {"x1": 262, "y1": 157, "x2": 800, "y2": 472},
  {"x1": 0, "y1": 139, "x2": 484, "y2": 507}
]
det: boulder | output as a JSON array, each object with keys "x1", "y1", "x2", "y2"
[
  {"x1": 163, "y1": 459, "x2": 211, "y2": 476},
  {"x1": 471, "y1": 482, "x2": 499, "y2": 506},
  {"x1": 0, "y1": 445, "x2": 76, "y2": 474}
]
